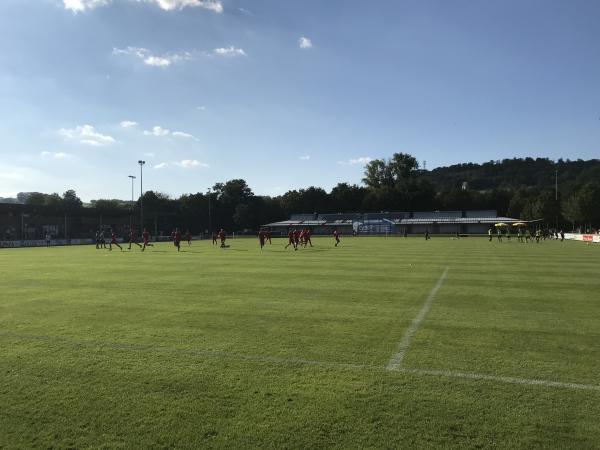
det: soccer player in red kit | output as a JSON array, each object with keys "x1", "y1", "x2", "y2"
[
  {"x1": 185, "y1": 230, "x2": 192, "y2": 246},
  {"x1": 218, "y1": 229, "x2": 227, "y2": 248},
  {"x1": 173, "y1": 228, "x2": 182, "y2": 252},
  {"x1": 170, "y1": 229, "x2": 176, "y2": 243},
  {"x1": 285, "y1": 229, "x2": 295, "y2": 250},
  {"x1": 128, "y1": 229, "x2": 142, "y2": 250},
  {"x1": 333, "y1": 228, "x2": 340, "y2": 247},
  {"x1": 293, "y1": 229, "x2": 301, "y2": 251},
  {"x1": 305, "y1": 228, "x2": 313, "y2": 247},
  {"x1": 258, "y1": 229, "x2": 266, "y2": 249},
  {"x1": 142, "y1": 228, "x2": 153, "y2": 251},
  {"x1": 266, "y1": 230, "x2": 272, "y2": 245},
  {"x1": 109, "y1": 229, "x2": 122, "y2": 251}
]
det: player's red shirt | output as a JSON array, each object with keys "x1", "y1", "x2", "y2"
[
  {"x1": 219, "y1": 231, "x2": 226, "y2": 240},
  {"x1": 186, "y1": 232, "x2": 192, "y2": 241},
  {"x1": 333, "y1": 230, "x2": 339, "y2": 238},
  {"x1": 129, "y1": 231, "x2": 137, "y2": 241},
  {"x1": 174, "y1": 231, "x2": 181, "y2": 242},
  {"x1": 259, "y1": 231, "x2": 266, "y2": 240},
  {"x1": 293, "y1": 230, "x2": 300, "y2": 242},
  {"x1": 142, "y1": 231, "x2": 149, "y2": 241},
  {"x1": 111, "y1": 233, "x2": 117, "y2": 242}
]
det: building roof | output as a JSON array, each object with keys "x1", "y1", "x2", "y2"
[
  {"x1": 263, "y1": 220, "x2": 326, "y2": 227},
  {"x1": 394, "y1": 217, "x2": 518, "y2": 225},
  {"x1": 263, "y1": 210, "x2": 520, "y2": 228}
]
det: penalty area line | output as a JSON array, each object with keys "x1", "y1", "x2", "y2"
[
  {"x1": 2, "y1": 331, "x2": 600, "y2": 392},
  {"x1": 401, "y1": 368, "x2": 600, "y2": 392},
  {"x1": 386, "y1": 266, "x2": 449, "y2": 371}
]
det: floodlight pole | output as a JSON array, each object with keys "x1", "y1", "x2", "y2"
[
  {"x1": 555, "y1": 168, "x2": 558, "y2": 230},
  {"x1": 207, "y1": 188, "x2": 212, "y2": 236},
  {"x1": 128, "y1": 175, "x2": 136, "y2": 231},
  {"x1": 138, "y1": 160, "x2": 145, "y2": 233}
]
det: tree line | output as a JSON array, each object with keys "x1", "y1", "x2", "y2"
[{"x1": 10, "y1": 154, "x2": 600, "y2": 232}]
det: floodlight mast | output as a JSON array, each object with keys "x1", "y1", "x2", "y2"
[
  {"x1": 555, "y1": 168, "x2": 558, "y2": 229},
  {"x1": 128, "y1": 175, "x2": 136, "y2": 231},
  {"x1": 207, "y1": 187, "x2": 212, "y2": 236},
  {"x1": 138, "y1": 160, "x2": 145, "y2": 233}
]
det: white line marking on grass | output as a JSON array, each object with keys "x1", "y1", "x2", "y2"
[
  {"x1": 386, "y1": 267, "x2": 449, "y2": 371},
  {"x1": 401, "y1": 368, "x2": 600, "y2": 392},
  {"x1": 3, "y1": 331, "x2": 600, "y2": 391}
]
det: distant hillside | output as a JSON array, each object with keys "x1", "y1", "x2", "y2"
[
  {"x1": 425, "y1": 158, "x2": 600, "y2": 194},
  {"x1": 0, "y1": 197, "x2": 19, "y2": 204}
]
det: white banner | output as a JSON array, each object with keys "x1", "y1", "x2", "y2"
[
  {"x1": 564, "y1": 233, "x2": 600, "y2": 243},
  {"x1": 0, "y1": 239, "x2": 96, "y2": 248}
]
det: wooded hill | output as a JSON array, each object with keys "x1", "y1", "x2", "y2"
[
  {"x1": 4, "y1": 156, "x2": 599, "y2": 233},
  {"x1": 424, "y1": 158, "x2": 600, "y2": 193}
]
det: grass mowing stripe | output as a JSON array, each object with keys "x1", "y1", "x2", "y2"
[
  {"x1": 3, "y1": 238, "x2": 600, "y2": 448},
  {"x1": 386, "y1": 267, "x2": 449, "y2": 370},
  {"x1": 4, "y1": 331, "x2": 600, "y2": 393},
  {"x1": 0, "y1": 331, "x2": 370, "y2": 371},
  {"x1": 402, "y1": 368, "x2": 600, "y2": 392}
]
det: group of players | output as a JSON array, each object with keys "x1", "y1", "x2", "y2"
[
  {"x1": 282, "y1": 227, "x2": 340, "y2": 250},
  {"x1": 94, "y1": 226, "x2": 340, "y2": 252},
  {"x1": 487, "y1": 227, "x2": 566, "y2": 243},
  {"x1": 95, "y1": 228, "x2": 192, "y2": 252}
]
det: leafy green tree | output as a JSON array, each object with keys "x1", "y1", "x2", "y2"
[
  {"x1": 24, "y1": 192, "x2": 47, "y2": 206},
  {"x1": 330, "y1": 183, "x2": 367, "y2": 212},
  {"x1": 62, "y1": 190, "x2": 82, "y2": 212},
  {"x1": 564, "y1": 183, "x2": 600, "y2": 227},
  {"x1": 363, "y1": 159, "x2": 392, "y2": 188},
  {"x1": 44, "y1": 193, "x2": 63, "y2": 209},
  {"x1": 389, "y1": 153, "x2": 419, "y2": 181},
  {"x1": 233, "y1": 203, "x2": 256, "y2": 229},
  {"x1": 562, "y1": 194, "x2": 583, "y2": 226},
  {"x1": 213, "y1": 179, "x2": 253, "y2": 205}
]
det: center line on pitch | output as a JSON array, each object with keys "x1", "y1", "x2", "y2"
[{"x1": 386, "y1": 266, "x2": 449, "y2": 371}]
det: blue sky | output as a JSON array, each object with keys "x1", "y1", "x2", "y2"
[{"x1": 1, "y1": 0, "x2": 599, "y2": 201}]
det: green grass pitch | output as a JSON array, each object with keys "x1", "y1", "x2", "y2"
[{"x1": 1, "y1": 236, "x2": 600, "y2": 449}]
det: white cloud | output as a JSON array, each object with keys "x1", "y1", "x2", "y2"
[
  {"x1": 299, "y1": 37, "x2": 313, "y2": 49},
  {"x1": 172, "y1": 131, "x2": 198, "y2": 140},
  {"x1": 154, "y1": 159, "x2": 209, "y2": 169},
  {"x1": 120, "y1": 120, "x2": 138, "y2": 128},
  {"x1": 63, "y1": 0, "x2": 110, "y2": 13},
  {"x1": 113, "y1": 47, "x2": 192, "y2": 67},
  {"x1": 299, "y1": 155, "x2": 310, "y2": 160},
  {"x1": 143, "y1": 126, "x2": 171, "y2": 137},
  {"x1": 58, "y1": 124, "x2": 115, "y2": 146},
  {"x1": 196, "y1": 106, "x2": 206, "y2": 111},
  {"x1": 151, "y1": 0, "x2": 223, "y2": 12},
  {"x1": 64, "y1": 0, "x2": 223, "y2": 13},
  {"x1": 338, "y1": 157, "x2": 372, "y2": 166},
  {"x1": 213, "y1": 46, "x2": 247, "y2": 57},
  {"x1": 176, "y1": 159, "x2": 208, "y2": 168},
  {"x1": 144, "y1": 56, "x2": 172, "y2": 67},
  {"x1": 142, "y1": 126, "x2": 197, "y2": 140},
  {"x1": 41, "y1": 151, "x2": 69, "y2": 159}
]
